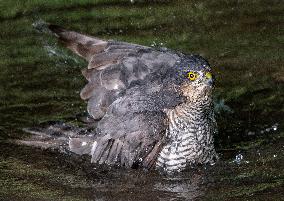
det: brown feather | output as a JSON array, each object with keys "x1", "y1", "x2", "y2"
[
  {"x1": 87, "y1": 52, "x2": 126, "y2": 69},
  {"x1": 48, "y1": 24, "x2": 107, "y2": 61},
  {"x1": 142, "y1": 140, "x2": 165, "y2": 169},
  {"x1": 80, "y1": 82, "x2": 97, "y2": 100}
]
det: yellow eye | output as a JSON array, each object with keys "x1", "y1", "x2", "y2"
[{"x1": 187, "y1": 72, "x2": 198, "y2": 81}]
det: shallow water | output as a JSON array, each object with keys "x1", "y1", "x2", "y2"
[{"x1": 0, "y1": 0, "x2": 283, "y2": 200}]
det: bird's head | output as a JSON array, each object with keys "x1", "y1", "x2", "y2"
[{"x1": 175, "y1": 55, "x2": 214, "y2": 103}]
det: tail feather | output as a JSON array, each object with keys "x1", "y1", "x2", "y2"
[
  {"x1": 20, "y1": 122, "x2": 161, "y2": 169},
  {"x1": 68, "y1": 137, "x2": 95, "y2": 155},
  {"x1": 19, "y1": 121, "x2": 95, "y2": 155}
]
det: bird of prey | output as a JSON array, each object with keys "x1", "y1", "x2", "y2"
[{"x1": 22, "y1": 25, "x2": 218, "y2": 172}]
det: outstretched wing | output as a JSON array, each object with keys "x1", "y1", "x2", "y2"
[
  {"x1": 49, "y1": 25, "x2": 180, "y2": 120},
  {"x1": 40, "y1": 25, "x2": 185, "y2": 169},
  {"x1": 20, "y1": 83, "x2": 184, "y2": 169},
  {"x1": 90, "y1": 84, "x2": 184, "y2": 169}
]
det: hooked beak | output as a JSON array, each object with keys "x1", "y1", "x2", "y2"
[{"x1": 205, "y1": 72, "x2": 214, "y2": 87}]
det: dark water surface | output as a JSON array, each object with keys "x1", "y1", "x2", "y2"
[{"x1": 0, "y1": 0, "x2": 283, "y2": 200}]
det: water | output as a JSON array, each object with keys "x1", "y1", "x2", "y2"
[{"x1": 0, "y1": 0, "x2": 283, "y2": 200}]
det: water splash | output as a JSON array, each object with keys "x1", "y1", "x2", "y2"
[
  {"x1": 260, "y1": 123, "x2": 279, "y2": 134},
  {"x1": 150, "y1": 40, "x2": 167, "y2": 48},
  {"x1": 43, "y1": 45, "x2": 79, "y2": 65},
  {"x1": 214, "y1": 99, "x2": 233, "y2": 114},
  {"x1": 233, "y1": 153, "x2": 249, "y2": 165},
  {"x1": 32, "y1": 19, "x2": 50, "y2": 33}
]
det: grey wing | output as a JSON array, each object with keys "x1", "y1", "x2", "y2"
[
  {"x1": 48, "y1": 25, "x2": 180, "y2": 120},
  {"x1": 93, "y1": 111, "x2": 167, "y2": 169},
  {"x1": 89, "y1": 84, "x2": 184, "y2": 169}
]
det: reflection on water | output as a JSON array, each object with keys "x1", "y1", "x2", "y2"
[{"x1": 154, "y1": 171, "x2": 205, "y2": 200}]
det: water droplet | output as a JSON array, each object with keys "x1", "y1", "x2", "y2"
[
  {"x1": 272, "y1": 123, "x2": 278, "y2": 131},
  {"x1": 247, "y1": 131, "x2": 255, "y2": 136},
  {"x1": 233, "y1": 153, "x2": 243, "y2": 165}
]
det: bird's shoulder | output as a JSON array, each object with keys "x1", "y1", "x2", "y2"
[{"x1": 81, "y1": 41, "x2": 184, "y2": 120}]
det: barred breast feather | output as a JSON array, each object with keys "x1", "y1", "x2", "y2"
[{"x1": 156, "y1": 101, "x2": 217, "y2": 172}]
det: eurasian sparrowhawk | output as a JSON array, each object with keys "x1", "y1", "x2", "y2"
[{"x1": 22, "y1": 25, "x2": 218, "y2": 173}]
